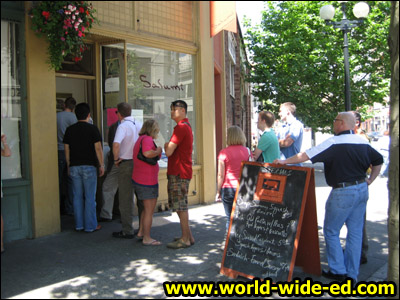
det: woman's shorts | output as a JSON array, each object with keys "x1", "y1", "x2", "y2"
[
  {"x1": 167, "y1": 175, "x2": 190, "y2": 212},
  {"x1": 132, "y1": 181, "x2": 159, "y2": 200}
]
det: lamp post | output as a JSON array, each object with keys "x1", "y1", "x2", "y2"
[{"x1": 319, "y1": 1, "x2": 370, "y2": 111}]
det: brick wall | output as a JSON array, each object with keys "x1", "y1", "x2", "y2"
[{"x1": 223, "y1": 28, "x2": 252, "y2": 147}]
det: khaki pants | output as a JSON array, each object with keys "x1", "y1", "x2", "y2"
[
  {"x1": 118, "y1": 160, "x2": 134, "y2": 235},
  {"x1": 100, "y1": 164, "x2": 119, "y2": 219}
]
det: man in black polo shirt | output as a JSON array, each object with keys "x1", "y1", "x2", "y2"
[
  {"x1": 64, "y1": 103, "x2": 105, "y2": 233},
  {"x1": 274, "y1": 112, "x2": 383, "y2": 282}
]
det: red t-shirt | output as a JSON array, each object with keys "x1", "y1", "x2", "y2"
[{"x1": 167, "y1": 118, "x2": 193, "y2": 179}]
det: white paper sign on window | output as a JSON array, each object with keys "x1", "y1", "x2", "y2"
[
  {"x1": 131, "y1": 109, "x2": 143, "y2": 125},
  {"x1": 105, "y1": 78, "x2": 120, "y2": 92}
]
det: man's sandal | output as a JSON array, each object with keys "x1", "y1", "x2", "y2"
[
  {"x1": 167, "y1": 238, "x2": 191, "y2": 249},
  {"x1": 173, "y1": 237, "x2": 195, "y2": 245}
]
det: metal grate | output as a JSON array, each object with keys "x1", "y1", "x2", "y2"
[
  {"x1": 94, "y1": 1, "x2": 134, "y2": 29},
  {"x1": 136, "y1": 1, "x2": 193, "y2": 42}
]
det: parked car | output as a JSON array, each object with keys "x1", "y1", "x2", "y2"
[{"x1": 367, "y1": 131, "x2": 382, "y2": 141}]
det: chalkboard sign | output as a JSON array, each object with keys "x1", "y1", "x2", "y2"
[{"x1": 220, "y1": 162, "x2": 320, "y2": 281}]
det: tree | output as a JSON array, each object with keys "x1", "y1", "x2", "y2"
[
  {"x1": 387, "y1": 1, "x2": 399, "y2": 294},
  {"x1": 244, "y1": 1, "x2": 391, "y2": 132}
]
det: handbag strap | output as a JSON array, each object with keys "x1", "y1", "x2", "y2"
[
  {"x1": 139, "y1": 136, "x2": 157, "y2": 151},
  {"x1": 247, "y1": 147, "x2": 253, "y2": 161}
]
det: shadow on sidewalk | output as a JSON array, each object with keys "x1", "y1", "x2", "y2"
[
  {"x1": 1, "y1": 203, "x2": 389, "y2": 299},
  {"x1": 1, "y1": 210, "x2": 228, "y2": 299}
]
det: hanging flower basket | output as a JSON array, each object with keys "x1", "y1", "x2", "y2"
[{"x1": 29, "y1": 1, "x2": 98, "y2": 71}]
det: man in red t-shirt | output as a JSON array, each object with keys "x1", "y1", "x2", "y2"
[{"x1": 164, "y1": 100, "x2": 195, "y2": 249}]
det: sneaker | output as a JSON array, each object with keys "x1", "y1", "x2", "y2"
[{"x1": 112, "y1": 231, "x2": 134, "y2": 239}]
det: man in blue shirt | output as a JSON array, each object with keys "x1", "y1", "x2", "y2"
[
  {"x1": 274, "y1": 112, "x2": 383, "y2": 282},
  {"x1": 57, "y1": 97, "x2": 77, "y2": 215},
  {"x1": 277, "y1": 102, "x2": 304, "y2": 164}
]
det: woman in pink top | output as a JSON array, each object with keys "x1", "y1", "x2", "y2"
[
  {"x1": 132, "y1": 120, "x2": 162, "y2": 246},
  {"x1": 216, "y1": 126, "x2": 252, "y2": 231}
]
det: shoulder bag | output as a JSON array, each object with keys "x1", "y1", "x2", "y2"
[{"x1": 137, "y1": 137, "x2": 160, "y2": 165}]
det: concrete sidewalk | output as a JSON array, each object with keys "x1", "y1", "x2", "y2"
[{"x1": 1, "y1": 163, "x2": 390, "y2": 299}]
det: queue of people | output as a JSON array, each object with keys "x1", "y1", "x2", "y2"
[
  {"x1": 56, "y1": 99, "x2": 194, "y2": 250},
  {"x1": 10, "y1": 96, "x2": 383, "y2": 282},
  {"x1": 215, "y1": 104, "x2": 382, "y2": 283},
  {"x1": 273, "y1": 112, "x2": 383, "y2": 282}
]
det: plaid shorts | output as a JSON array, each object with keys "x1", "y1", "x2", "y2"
[{"x1": 167, "y1": 175, "x2": 190, "y2": 212}]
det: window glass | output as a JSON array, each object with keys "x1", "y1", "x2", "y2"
[
  {"x1": 101, "y1": 43, "x2": 126, "y2": 161},
  {"x1": 102, "y1": 43, "x2": 196, "y2": 166},
  {"x1": 1, "y1": 20, "x2": 22, "y2": 179},
  {"x1": 230, "y1": 62, "x2": 235, "y2": 97}
]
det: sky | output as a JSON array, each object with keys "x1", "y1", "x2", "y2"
[{"x1": 236, "y1": 1, "x2": 265, "y2": 29}]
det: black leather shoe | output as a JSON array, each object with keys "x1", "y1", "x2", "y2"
[
  {"x1": 112, "y1": 231, "x2": 134, "y2": 239},
  {"x1": 98, "y1": 217, "x2": 112, "y2": 222},
  {"x1": 322, "y1": 270, "x2": 347, "y2": 281},
  {"x1": 360, "y1": 257, "x2": 368, "y2": 264}
]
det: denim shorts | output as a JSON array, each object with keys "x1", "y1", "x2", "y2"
[{"x1": 132, "y1": 181, "x2": 159, "y2": 200}]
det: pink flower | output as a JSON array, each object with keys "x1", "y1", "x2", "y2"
[
  {"x1": 78, "y1": 31, "x2": 83, "y2": 37},
  {"x1": 61, "y1": 37, "x2": 65, "y2": 41}
]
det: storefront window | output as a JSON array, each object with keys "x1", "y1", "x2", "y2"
[
  {"x1": 1, "y1": 20, "x2": 22, "y2": 179},
  {"x1": 102, "y1": 43, "x2": 196, "y2": 166}
]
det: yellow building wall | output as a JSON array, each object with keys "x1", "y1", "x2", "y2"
[
  {"x1": 198, "y1": 1, "x2": 217, "y2": 204},
  {"x1": 25, "y1": 8, "x2": 61, "y2": 237},
  {"x1": 21, "y1": 1, "x2": 216, "y2": 240}
]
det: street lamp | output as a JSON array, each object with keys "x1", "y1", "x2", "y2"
[{"x1": 319, "y1": 1, "x2": 370, "y2": 111}]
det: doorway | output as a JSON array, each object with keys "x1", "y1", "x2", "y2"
[
  {"x1": 55, "y1": 76, "x2": 97, "y2": 230},
  {"x1": 56, "y1": 77, "x2": 96, "y2": 117}
]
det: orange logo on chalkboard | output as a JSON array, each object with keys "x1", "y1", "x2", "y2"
[{"x1": 254, "y1": 173, "x2": 286, "y2": 204}]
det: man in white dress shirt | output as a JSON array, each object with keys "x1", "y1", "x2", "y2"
[{"x1": 112, "y1": 102, "x2": 142, "y2": 239}]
